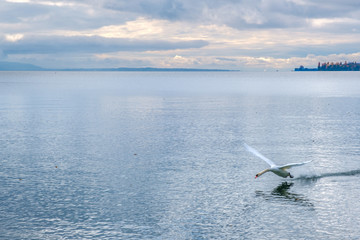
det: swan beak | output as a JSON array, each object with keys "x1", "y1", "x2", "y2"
[{"x1": 255, "y1": 175, "x2": 258, "y2": 179}]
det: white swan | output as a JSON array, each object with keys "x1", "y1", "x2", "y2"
[{"x1": 244, "y1": 143, "x2": 312, "y2": 179}]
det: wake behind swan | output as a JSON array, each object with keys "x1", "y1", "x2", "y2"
[{"x1": 295, "y1": 169, "x2": 360, "y2": 181}]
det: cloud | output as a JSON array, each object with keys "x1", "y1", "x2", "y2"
[
  {"x1": 5, "y1": 33, "x2": 24, "y2": 42},
  {"x1": 103, "y1": 0, "x2": 191, "y2": 21},
  {"x1": 1, "y1": 35, "x2": 208, "y2": 55},
  {"x1": 0, "y1": 0, "x2": 129, "y2": 33},
  {"x1": 4, "y1": 0, "x2": 360, "y2": 31},
  {"x1": 2, "y1": 0, "x2": 360, "y2": 70},
  {"x1": 216, "y1": 57, "x2": 237, "y2": 62},
  {"x1": 102, "y1": 0, "x2": 360, "y2": 30}
]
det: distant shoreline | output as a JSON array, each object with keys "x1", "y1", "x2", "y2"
[
  {"x1": 295, "y1": 61, "x2": 360, "y2": 71},
  {"x1": 52, "y1": 67, "x2": 238, "y2": 72},
  {"x1": 0, "y1": 61, "x2": 238, "y2": 72}
]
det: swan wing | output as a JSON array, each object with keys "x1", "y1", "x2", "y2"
[
  {"x1": 244, "y1": 143, "x2": 276, "y2": 167},
  {"x1": 279, "y1": 160, "x2": 312, "y2": 170}
]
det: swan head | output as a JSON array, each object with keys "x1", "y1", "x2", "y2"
[{"x1": 255, "y1": 169, "x2": 269, "y2": 179}]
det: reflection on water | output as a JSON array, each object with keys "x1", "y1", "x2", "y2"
[{"x1": 256, "y1": 182, "x2": 314, "y2": 208}]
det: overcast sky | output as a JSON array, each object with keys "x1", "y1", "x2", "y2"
[{"x1": 1, "y1": 0, "x2": 360, "y2": 70}]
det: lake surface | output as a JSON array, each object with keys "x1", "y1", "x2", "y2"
[{"x1": 0, "y1": 71, "x2": 360, "y2": 239}]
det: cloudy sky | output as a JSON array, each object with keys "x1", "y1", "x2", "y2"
[{"x1": 1, "y1": 0, "x2": 360, "y2": 70}]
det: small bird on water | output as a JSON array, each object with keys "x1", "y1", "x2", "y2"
[{"x1": 244, "y1": 143, "x2": 312, "y2": 179}]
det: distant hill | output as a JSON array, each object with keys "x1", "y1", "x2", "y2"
[
  {"x1": 0, "y1": 61, "x2": 235, "y2": 72},
  {"x1": 0, "y1": 61, "x2": 44, "y2": 71},
  {"x1": 58, "y1": 67, "x2": 234, "y2": 72}
]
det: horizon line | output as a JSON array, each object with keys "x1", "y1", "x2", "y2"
[{"x1": 0, "y1": 61, "x2": 239, "y2": 72}]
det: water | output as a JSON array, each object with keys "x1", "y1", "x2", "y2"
[{"x1": 0, "y1": 71, "x2": 360, "y2": 239}]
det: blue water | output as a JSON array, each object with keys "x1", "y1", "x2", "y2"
[{"x1": 1, "y1": 71, "x2": 360, "y2": 239}]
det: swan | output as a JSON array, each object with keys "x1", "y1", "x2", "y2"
[{"x1": 244, "y1": 143, "x2": 312, "y2": 179}]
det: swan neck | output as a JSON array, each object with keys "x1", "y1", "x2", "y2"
[{"x1": 257, "y1": 169, "x2": 270, "y2": 177}]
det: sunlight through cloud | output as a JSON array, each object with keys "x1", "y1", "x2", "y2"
[{"x1": 5, "y1": 34, "x2": 24, "y2": 42}]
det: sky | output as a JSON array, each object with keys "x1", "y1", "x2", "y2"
[{"x1": 1, "y1": 0, "x2": 360, "y2": 71}]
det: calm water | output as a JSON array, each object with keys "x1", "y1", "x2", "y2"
[{"x1": 0, "y1": 71, "x2": 360, "y2": 239}]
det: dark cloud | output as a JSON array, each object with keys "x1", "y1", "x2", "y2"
[
  {"x1": 287, "y1": 42, "x2": 360, "y2": 57},
  {"x1": 1, "y1": 35, "x2": 208, "y2": 55},
  {"x1": 0, "y1": 49, "x2": 5, "y2": 59},
  {"x1": 0, "y1": 1, "x2": 130, "y2": 33},
  {"x1": 0, "y1": 1, "x2": 46, "y2": 24},
  {"x1": 104, "y1": 0, "x2": 192, "y2": 20},
  {"x1": 216, "y1": 57, "x2": 237, "y2": 62},
  {"x1": 3, "y1": 0, "x2": 360, "y2": 32},
  {"x1": 103, "y1": 0, "x2": 360, "y2": 31},
  {"x1": 212, "y1": 0, "x2": 360, "y2": 30}
]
